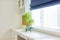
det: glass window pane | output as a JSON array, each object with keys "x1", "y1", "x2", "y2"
[
  {"x1": 43, "y1": 5, "x2": 58, "y2": 29},
  {"x1": 31, "y1": 9, "x2": 41, "y2": 27}
]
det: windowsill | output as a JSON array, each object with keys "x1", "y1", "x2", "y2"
[
  {"x1": 32, "y1": 27, "x2": 60, "y2": 38},
  {"x1": 33, "y1": 27, "x2": 60, "y2": 32}
]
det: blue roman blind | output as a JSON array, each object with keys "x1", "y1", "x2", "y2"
[{"x1": 30, "y1": 0, "x2": 60, "y2": 10}]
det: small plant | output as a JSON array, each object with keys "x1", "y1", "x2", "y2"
[{"x1": 23, "y1": 11, "x2": 34, "y2": 27}]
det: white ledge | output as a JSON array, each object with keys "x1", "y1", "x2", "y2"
[
  {"x1": 15, "y1": 29, "x2": 60, "y2": 40},
  {"x1": 33, "y1": 27, "x2": 60, "y2": 37}
]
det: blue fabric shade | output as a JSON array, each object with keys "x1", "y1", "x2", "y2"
[{"x1": 30, "y1": 0, "x2": 60, "y2": 10}]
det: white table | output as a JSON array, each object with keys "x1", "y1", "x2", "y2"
[{"x1": 12, "y1": 29, "x2": 60, "y2": 40}]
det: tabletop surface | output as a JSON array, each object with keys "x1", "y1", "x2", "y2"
[{"x1": 16, "y1": 29, "x2": 60, "y2": 40}]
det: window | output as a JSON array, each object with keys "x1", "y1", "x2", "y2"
[
  {"x1": 31, "y1": 4, "x2": 60, "y2": 29},
  {"x1": 31, "y1": 9, "x2": 41, "y2": 27},
  {"x1": 43, "y1": 5, "x2": 58, "y2": 29}
]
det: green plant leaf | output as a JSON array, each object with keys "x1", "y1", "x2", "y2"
[{"x1": 23, "y1": 11, "x2": 34, "y2": 27}]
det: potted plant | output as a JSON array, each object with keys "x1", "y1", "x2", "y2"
[{"x1": 22, "y1": 11, "x2": 34, "y2": 31}]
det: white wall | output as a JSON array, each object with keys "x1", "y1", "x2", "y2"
[{"x1": 0, "y1": 0, "x2": 21, "y2": 40}]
